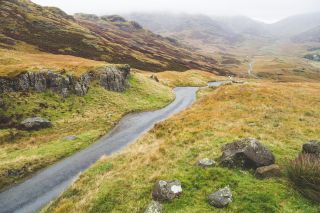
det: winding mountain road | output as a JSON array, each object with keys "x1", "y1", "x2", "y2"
[{"x1": 0, "y1": 87, "x2": 200, "y2": 213}]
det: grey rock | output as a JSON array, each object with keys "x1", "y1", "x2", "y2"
[
  {"x1": 302, "y1": 140, "x2": 320, "y2": 157},
  {"x1": 152, "y1": 180, "x2": 182, "y2": 202},
  {"x1": 220, "y1": 138, "x2": 275, "y2": 169},
  {"x1": 63, "y1": 135, "x2": 78, "y2": 141},
  {"x1": 198, "y1": 158, "x2": 216, "y2": 168},
  {"x1": 0, "y1": 65, "x2": 130, "y2": 96},
  {"x1": 20, "y1": 117, "x2": 52, "y2": 130},
  {"x1": 208, "y1": 186, "x2": 232, "y2": 208},
  {"x1": 144, "y1": 201, "x2": 163, "y2": 213},
  {"x1": 255, "y1": 164, "x2": 281, "y2": 179}
]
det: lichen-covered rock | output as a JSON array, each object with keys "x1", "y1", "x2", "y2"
[
  {"x1": 144, "y1": 201, "x2": 163, "y2": 213},
  {"x1": 152, "y1": 180, "x2": 182, "y2": 202},
  {"x1": 208, "y1": 186, "x2": 232, "y2": 208},
  {"x1": 302, "y1": 140, "x2": 320, "y2": 157},
  {"x1": 20, "y1": 117, "x2": 52, "y2": 130},
  {"x1": 0, "y1": 65, "x2": 130, "y2": 96},
  {"x1": 255, "y1": 164, "x2": 281, "y2": 179},
  {"x1": 198, "y1": 158, "x2": 216, "y2": 168},
  {"x1": 220, "y1": 138, "x2": 275, "y2": 169}
]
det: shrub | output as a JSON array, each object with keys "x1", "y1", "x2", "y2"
[{"x1": 287, "y1": 154, "x2": 320, "y2": 203}]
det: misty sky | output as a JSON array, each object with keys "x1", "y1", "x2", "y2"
[{"x1": 32, "y1": 0, "x2": 320, "y2": 23}]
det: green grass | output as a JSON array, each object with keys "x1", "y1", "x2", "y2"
[
  {"x1": 0, "y1": 73, "x2": 174, "y2": 190},
  {"x1": 43, "y1": 82, "x2": 320, "y2": 213}
]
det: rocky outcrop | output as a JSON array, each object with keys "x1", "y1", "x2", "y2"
[
  {"x1": 255, "y1": 164, "x2": 281, "y2": 179},
  {"x1": 152, "y1": 180, "x2": 182, "y2": 202},
  {"x1": 302, "y1": 140, "x2": 320, "y2": 157},
  {"x1": 208, "y1": 186, "x2": 232, "y2": 208},
  {"x1": 220, "y1": 138, "x2": 275, "y2": 169},
  {"x1": 0, "y1": 65, "x2": 130, "y2": 97},
  {"x1": 20, "y1": 117, "x2": 52, "y2": 130}
]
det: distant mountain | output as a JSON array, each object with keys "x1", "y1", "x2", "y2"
[
  {"x1": 269, "y1": 12, "x2": 320, "y2": 37},
  {"x1": 125, "y1": 13, "x2": 242, "y2": 51},
  {"x1": 0, "y1": 0, "x2": 222, "y2": 73},
  {"x1": 292, "y1": 26, "x2": 320, "y2": 43},
  {"x1": 212, "y1": 16, "x2": 270, "y2": 38}
]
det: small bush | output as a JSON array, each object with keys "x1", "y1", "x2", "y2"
[{"x1": 287, "y1": 154, "x2": 320, "y2": 203}]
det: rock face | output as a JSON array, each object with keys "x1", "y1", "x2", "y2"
[
  {"x1": 208, "y1": 186, "x2": 232, "y2": 208},
  {"x1": 20, "y1": 117, "x2": 52, "y2": 130},
  {"x1": 198, "y1": 158, "x2": 216, "y2": 168},
  {"x1": 220, "y1": 138, "x2": 275, "y2": 169},
  {"x1": 0, "y1": 65, "x2": 130, "y2": 97},
  {"x1": 152, "y1": 180, "x2": 182, "y2": 202},
  {"x1": 255, "y1": 164, "x2": 281, "y2": 179},
  {"x1": 302, "y1": 140, "x2": 320, "y2": 157},
  {"x1": 144, "y1": 201, "x2": 163, "y2": 213}
]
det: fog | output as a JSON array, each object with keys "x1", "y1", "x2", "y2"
[{"x1": 32, "y1": 0, "x2": 320, "y2": 23}]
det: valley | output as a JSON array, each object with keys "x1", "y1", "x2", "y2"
[{"x1": 0, "y1": 0, "x2": 319, "y2": 212}]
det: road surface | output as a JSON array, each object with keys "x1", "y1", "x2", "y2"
[{"x1": 0, "y1": 87, "x2": 199, "y2": 213}]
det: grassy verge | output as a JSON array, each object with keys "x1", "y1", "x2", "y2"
[
  {"x1": 0, "y1": 72, "x2": 174, "y2": 190},
  {"x1": 44, "y1": 82, "x2": 320, "y2": 212},
  {"x1": 138, "y1": 69, "x2": 226, "y2": 87}
]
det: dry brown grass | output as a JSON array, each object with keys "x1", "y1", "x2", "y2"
[
  {"x1": 137, "y1": 69, "x2": 227, "y2": 87},
  {"x1": 44, "y1": 82, "x2": 320, "y2": 213},
  {"x1": 0, "y1": 49, "x2": 105, "y2": 77}
]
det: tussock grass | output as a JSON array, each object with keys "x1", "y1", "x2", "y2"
[
  {"x1": 44, "y1": 82, "x2": 320, "y2": 213},
  {"x1": 287, "y1": 154, "x2": 320, "y2": 203}
]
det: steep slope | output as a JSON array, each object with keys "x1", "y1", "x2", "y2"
[
  {"x1": 269, "y1": 12, "x2": 320, "y2": 37},
  {"x1": 293, "y1": 26, "x2": 320, "y2": 43},
  {"x1": 125, "y1": 13, "x2": 242, "y2": 52},
  {"x1": 74, "y1": 14, "x2": 222, "y2": 73},
  {"x1": 0, "y1": 0, "x2": 222, "y2": 73}
]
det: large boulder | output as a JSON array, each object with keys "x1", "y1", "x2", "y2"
[
  {"x1": 220, "y1": 138, "x2": 275, "y2": 169},
  {"x1": 302, "y1": 140, "x2": 320, "y2": 157},
  {"x1": 208, "y1": 186, "x2": 232, "y2": 208},
  {"x1": 152, "y1": 180, "x2": 182, "y2": 202},
  {"x1": 144, "y1": 201, "x2": 163, "y2": 213},
  {"x1": 255, "y1": 164, "x2": 281, "y2": 179},
  {"x1": 20, "y1": 117, "x2": 52, "y2": 130}
]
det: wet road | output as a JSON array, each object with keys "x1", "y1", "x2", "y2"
[{"x1": 0, "y1": 87, "x2": 198, "y2": 213}]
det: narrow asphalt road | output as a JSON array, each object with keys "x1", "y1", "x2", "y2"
[{"x1": 0, "y1": 87, "x2": 199, "y2": 213}]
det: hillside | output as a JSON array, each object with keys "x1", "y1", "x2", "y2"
[
  {"x1": 44, "y1": 81, "x2": 320, "y2": 212},
  {"x1": 269, "y1": 12, "x2": 320, "y2": 38},
  {"x1": 0, "y1": 0, "x2": 222, "y2": 73},
  {"x1": 125, "y1": 13, "x2": 242, "y2": 53}
]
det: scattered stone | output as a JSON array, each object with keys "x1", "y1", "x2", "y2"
[
  {"x1": 7, "y1": 166, "x2": 27, "y2": 177},
  {"x1": 20, "y1": 117, "x2": 52, "y2": 130},
  {"x1": 144, "y1": 201, "x2": 163, "y2": 213},
  {"x1": 255, "y1": 164, "x2": 281, "y2": 179},
  {"x1": 302, "y1": 140, "x2": 320, "y2": 157},
  {"x1": 63, "y1": 135, "x2": 78, "y2": 141},
  {"x1": 152, "y1": 180, "x2": 182, "y2": 202},
  {"x1": 198, "y1": 158, "x2": 216, "y2": 168},
  {"x1": 220, "y1": 138, "x2": 275, "y2": 169},
  {"x1": 208, "y1": 186, "x2": 232, "y2": 208}
]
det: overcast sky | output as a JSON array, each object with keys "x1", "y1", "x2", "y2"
[{"x1": 32, "y1": 0, "x2": 320, "y2": 23}]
